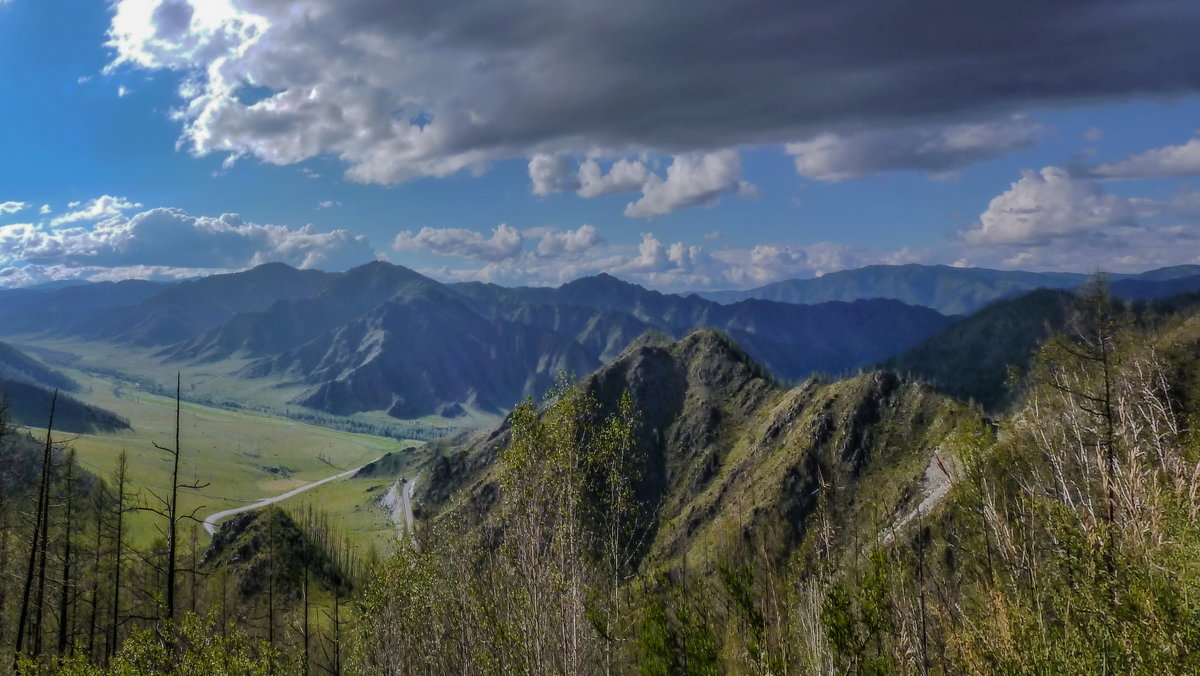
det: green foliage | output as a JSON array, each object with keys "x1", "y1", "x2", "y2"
[
  {"x1": 634, "y1": 574, "x2": 719, "y2": 676},
  {"x1": 820, "y1": 550, "x2": 896, "y2": 675},
  {"x1": 23, "y1": 613, "x2": 283, "y2": 676}
]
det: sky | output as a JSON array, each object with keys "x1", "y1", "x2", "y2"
[{"x1": 2, "y1": 0, "x2": 1200, "y2": 291}]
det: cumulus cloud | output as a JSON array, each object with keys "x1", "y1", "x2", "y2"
[
  {"x1": 624, "y1": 151, "x2": 757, "y2": 218},
  {"x1": 0, "y1": 206, "x2": 374, "y2": 275},
  {"x1": 106, "y1": 0, "x2": 1200, "y2": 185},
  {"x1": 961, "y1": 167, "x2": 1136, "y2": 246},
  {"x1": 535, "y1": 224, "x2": 601, "y2": 258},
  {"x1": 925, "y1": 165, "x2": 1200, "y2": 274},
  {"x1": 618, "y1": 233, "x2": 671, "y2": 273},
  {"x1": 577, "y1": 159, "x2": 653, "y2": 198},
  {"x1": 392, "y1": 224, "x2": 524, "y2": 262},
  {"x1": 151, "y1": 0, "x2": 194, "y2": 39},
  {"x1": 528, "y1": 154, "x2": 580, "y2": 196},
  {"x1": 1086, "y1": 136, "x2": 1200, "y2": 178},
  {"x1": 0, "y1": 201, "x2": 28, "y2": 215},
  {"x1": 397, "y1": 216, "x2": 1200, "y2": 293},
  {"x1": 51, "y1": 195, "x2": 142, "y2": 226},
  {"x1": 951, "y1": 225, "x2": 1200, "y2": 273},
  {"x1": 0, "y1": 263, "x2": 222, "y2": 288},
  {"x1": 316, "y1": 200, "x2": 341, "y2": 209},
  {"x1": 530, "y1": 152, "x2": 755, "y2": 217},
  {"x1": 786, "y1": 118, "x2": 1043, "y2": 182}
]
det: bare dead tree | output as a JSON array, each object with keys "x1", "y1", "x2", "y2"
[
  {"x1": 107, "y1": 450, "x2": 134, "y2": 661},
  {"x1": 140, "y1": 373, "x2": 209, "y2": 625},
  {"x1": 86, "y1": 478, "x2": 111, "y2": 661},
  {"x1": 0, "y1": 396, "x2": 11, "y2": 652},
  {"x1": 14, "y1": 390, "x2": 56, "y2": 667},
  {"x1": 56, "y1": 449, "x2": 79, "y2": 655}
]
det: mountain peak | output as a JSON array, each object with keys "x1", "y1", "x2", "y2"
[
  {"x1": 246, "y1": 261, "x2": 299, "y2": 274},
  {"x1": 561, "y1": 272, "x2": 637, "y2": 291}
]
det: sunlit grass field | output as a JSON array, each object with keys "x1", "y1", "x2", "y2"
[{"x1": 20, "y1": 363, "x2": 425, "y2": 548}]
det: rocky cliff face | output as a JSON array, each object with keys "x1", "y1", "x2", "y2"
[{"x1": 419, "y1": 329, "x2": 976, "y2": 570}]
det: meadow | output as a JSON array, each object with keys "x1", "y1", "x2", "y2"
[{"x1": 16, "y1": 349, "x2": 428, "y2": 549}]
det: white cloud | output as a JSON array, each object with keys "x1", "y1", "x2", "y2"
[
  {"x1": 117, "y1": 85, "x2": 130, "y2": 98},
  {"x1": 1088, "y1": 136, "x2": 1200, "y2": 178},
  {"x1": 535, "y1": 224, "x2": 601, "y2": 258},
  {"x1": 395, "y1": 213, "x2": 1200, "y2": 292},
  {"x1": 786, "y1": 118, "x2": 1043, "y2": 182},
  {"x1": 961, "y1": 167, "x2": 1136, "y2": 246},
  {"x1": 50, "y1": 195, "x2": 143, "y2": 226},
  {"x1": 0, "y1": 263, "x2": 222, "y2": 288},
  {"x1": 618, "y1": 233, "x2": 671, "y2": 273},
  {"x1": 528, "y1": 154, "x2": 580, "y2": 196},
  {"x1": 0, "y1": 201, "x2": 28, "y2": 215},
  {"x1": 0, "y1": 206, "x2": 373, "y2": 273},
  {"x1": 952, "y1": 225, "x2": 1200, "y2": 273},
  {"x1": 624, "y1": 151, "x2": 757, "y2": 218},
  {"x1": 38, "y1": 204, "x2": 50, "y2": 215},
  {"x1": 392, "y1": 224, "x2": 524, "y2": 261},
  {"x1": 316, "y1": 200, "x2": 341, "y2": 209},
  {"x1": 577, "y1": 158, "x2": 653, "y2": 198},
  {"x1": 530, "y1": 151, "x2": 756, "y2": 217}
]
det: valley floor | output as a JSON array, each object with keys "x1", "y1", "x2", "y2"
[{"x1": 8, "y1": 337, "x2": 432, "y2": 550}]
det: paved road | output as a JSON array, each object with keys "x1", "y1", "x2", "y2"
[{"x1": 202, "y1": 460, "x2": 378, "y2": 536}]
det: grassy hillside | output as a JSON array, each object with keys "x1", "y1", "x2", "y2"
[
  {"x1": 360, "y1": 290, "x2": 1200, "y2": 673},
  {"x1": 419, "y1": 329, "x2": 977, "y2": 572}
]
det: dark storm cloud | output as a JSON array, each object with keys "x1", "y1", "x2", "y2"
[{"x1": 111, "y1": 0, "x2": 1200, "y2": 182}]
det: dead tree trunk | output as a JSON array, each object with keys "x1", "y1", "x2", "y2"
[
  {"x1": 14, "y1": 390, "x2": 56, "y2": 666},
  {"x1": 57, "y1": 450, "x2": 78, "y2": 655}
]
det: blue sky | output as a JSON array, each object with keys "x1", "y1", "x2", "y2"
[{"x1": 2, "y1": 0, "x2": 1200, "y2": 290}]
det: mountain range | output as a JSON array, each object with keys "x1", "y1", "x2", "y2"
[
  {"x1": 0, "y1": 262, "x2": 952, "y2": 420},
  {"x1": 695, "y1": 263, "x2": 1200, "y2": 314},
  {"x1": 1, "y1": 261, "x2": 1197, "y2": 422}
]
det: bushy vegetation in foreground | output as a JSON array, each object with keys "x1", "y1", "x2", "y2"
[{"x1": 353, "y1": 284, "x2": 1200, "y2": 674}]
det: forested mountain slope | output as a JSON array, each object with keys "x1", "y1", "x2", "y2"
[
  {"x1": 419, "y1": 329, "x2": 976, "y2": 569},
  {"x1": 360, "y1": 288, "x2": 1200, "y2": 673}
]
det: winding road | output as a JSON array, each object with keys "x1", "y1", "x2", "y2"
[{"x1": 202, "y1": 460, "x2": 379, "y2": 536}]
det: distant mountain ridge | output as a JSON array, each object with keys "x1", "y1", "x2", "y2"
[
  {"x1": 203, "y1": 263, "x2": 949, "y2": 418},
  {"x1": 6, "y1": 261, "x2": 1194, "y2": 423},
  {"x1": 695, "y1": 263, "x2": 1200, "y2": 314},
  {"x1": 0, "y1": 262, "x2": 953, "y2": 420}
]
